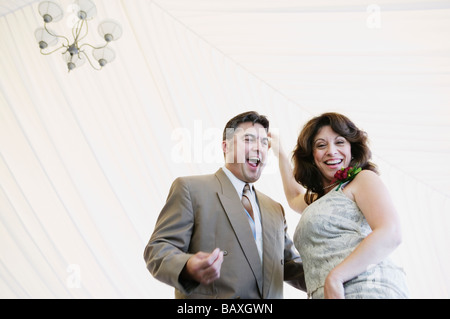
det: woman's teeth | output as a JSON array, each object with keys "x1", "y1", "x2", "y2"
[{"x1": 325, "y1": 159, "x2": 342, "y2": 165}]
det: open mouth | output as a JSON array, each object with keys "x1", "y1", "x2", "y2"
[
  {"x1": 247, "y1": 156, "x2": 261, "y2": 168},
  {"x1": 324, "y1": 159, "x2": 343, "y2": 166}
]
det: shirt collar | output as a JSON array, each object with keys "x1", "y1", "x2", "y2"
[{"x1": 222, "y1": 166, "x2": 254, "y2": 197}]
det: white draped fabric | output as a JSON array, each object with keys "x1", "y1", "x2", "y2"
[{"x1": 1, "y1": 0, "x2": 449, "y2": 298}]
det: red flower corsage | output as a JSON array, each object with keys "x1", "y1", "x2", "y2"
[{"x1": 332, "y1": 166, "x2": 362, "y2": 191}]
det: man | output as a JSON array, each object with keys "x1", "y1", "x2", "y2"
[{"x1": 144, "y1": 111, "x2": 305, "y2": 298}]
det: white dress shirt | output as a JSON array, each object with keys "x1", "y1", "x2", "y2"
[{"x1": 222, "y1": 166, "x2": 263, "y2": 263}]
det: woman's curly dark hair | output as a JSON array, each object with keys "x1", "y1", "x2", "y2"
[{"x1": 292, "y1": 112, "x2": 378, "y2": 204}]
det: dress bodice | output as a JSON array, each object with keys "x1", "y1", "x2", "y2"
[{"x1": 293, "y1": 186, "x2": 409, "y2": 298}]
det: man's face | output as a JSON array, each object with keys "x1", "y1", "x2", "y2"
[{"x1": 223, "y1": 122, "x2": 269, "y2": 183}]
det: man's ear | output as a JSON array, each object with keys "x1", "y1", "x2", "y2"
[{"x1": 222, "y1": 140, "x2": 228, "y2": 155}]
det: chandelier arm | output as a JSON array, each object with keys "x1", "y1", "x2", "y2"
[
  {"x1": 40, "y1": 44, "x2": 67, "y2": 56},
  {"x1": 80, "y1": 50, "x2": 102, "y2": 71},
  {"x1": 77, "y1": 19, "x2": 90, "y2": 43},
  {"x1": 79, "y1": 41, "x2": 109, "y2": 51},
  {"x1": 72, "y1": 19, "x2": 83, "y2": 43},
  {"x1": 44, "y1": 23, "x2": 70, "y2": 46}
]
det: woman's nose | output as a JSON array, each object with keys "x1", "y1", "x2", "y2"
[{"x1": 326, "y1": 144, "x2": 337, "y2": 155}]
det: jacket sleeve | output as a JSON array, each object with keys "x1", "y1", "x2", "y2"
[{"x1": 143, "y1": 177, "x2": 199, "y2": 294}]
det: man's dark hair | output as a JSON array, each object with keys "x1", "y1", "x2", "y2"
[{"x1": 222, "y1": 111, "x2": 269, "y2": 141}]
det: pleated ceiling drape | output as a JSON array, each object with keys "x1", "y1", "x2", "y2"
[{"x1": 1, "y1": 0, "x2": 449, "y2": 298}]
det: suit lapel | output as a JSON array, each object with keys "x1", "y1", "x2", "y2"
[{"x1": 215, "y1": 169, "x2": 264, "y2": 296}]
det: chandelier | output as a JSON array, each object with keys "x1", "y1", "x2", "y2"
[{"x1": 34, "y1": 0, "x2": 122, "y2": 72}]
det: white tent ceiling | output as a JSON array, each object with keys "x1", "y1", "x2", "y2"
[{"x1": 1, "y1": 0, "x2": 449, "y2": 298}]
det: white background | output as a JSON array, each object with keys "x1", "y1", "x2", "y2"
[{"x1": 1, "y1": 0, "x2": 449, "y2": 298}]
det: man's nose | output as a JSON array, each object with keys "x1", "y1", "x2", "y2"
[{"x1": 252, "y1": 138, "x2": 264, "y2": 152}]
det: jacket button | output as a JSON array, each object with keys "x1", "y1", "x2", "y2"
[{"x1": 223, "y1": 250, "x2": 228, "y2": 256}]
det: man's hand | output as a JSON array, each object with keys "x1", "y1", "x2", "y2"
[{"x1": 182, "y1": 248, "x2": 224, "y2": 285}]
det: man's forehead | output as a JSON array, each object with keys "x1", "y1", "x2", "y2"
[{"x1": 234, "y1": 122, "x2": 267, "y2": 135}]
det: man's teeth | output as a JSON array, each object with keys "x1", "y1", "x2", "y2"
[
  {"x1": 248, "y1": 157, "x2": 260, "y2": 164},
  {"x1": 325, "y1": 159, "x2": 342, "y2": 165}
]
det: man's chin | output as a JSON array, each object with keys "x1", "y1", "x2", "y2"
[{"x1": 243, "y1": 171, "x2": 262, "y2": 183}]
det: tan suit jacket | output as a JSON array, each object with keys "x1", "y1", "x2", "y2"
[{"x1": 144, "y1": 168, "x2": 305, "y2": 298}]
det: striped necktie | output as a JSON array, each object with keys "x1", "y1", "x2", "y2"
[{"x1": 242, "y1": 183, "x2": 254, "y2": 221}]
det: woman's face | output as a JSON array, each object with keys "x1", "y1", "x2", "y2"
[{"x1": 312, "y1": 125, "x2": 352, "y2": 185}]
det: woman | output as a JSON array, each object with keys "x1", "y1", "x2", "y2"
[{"x1": 271, "y1": 112, "x2": 409, "y2": 299}]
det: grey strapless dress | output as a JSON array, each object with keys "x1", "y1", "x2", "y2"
[{"x1": 293, "y1": 186, "x2": 409, "y2": 299}]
